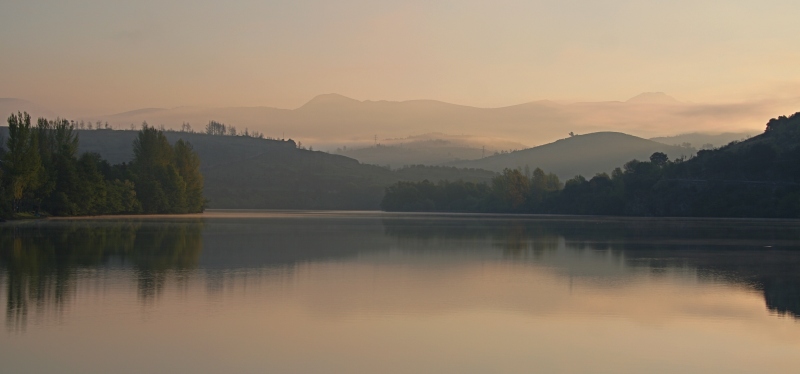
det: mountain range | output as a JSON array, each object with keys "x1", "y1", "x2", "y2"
[{"x1": 2, "y1": 92, "x2": 778, "y2": 148}]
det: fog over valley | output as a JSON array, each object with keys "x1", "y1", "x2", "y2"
[{"x1": 0, "y1": 92, "x2": 789, "y2": 151}]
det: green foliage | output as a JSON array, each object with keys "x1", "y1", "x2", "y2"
[
  {"x1": 131, "y1": 126, "x2": 204, "y2": 214},
  {"x1": 174, "y1": 140, "x2": 205, "y2": 212},
  {"x1": 491, "y1": 169, "x2": 531, "y2": 211},
  {"x1": 3, "y1": 112, "x2": 43, "y2": 211},
  {"x1": 383, "y1": 112, "x2": 800, "y2": 218},
  {"x1": 381, "y1": 168, "x2": 560, "y2": 213},
  {"x1": 0, "y1": 113, "x2": 204, "y2": 218}
]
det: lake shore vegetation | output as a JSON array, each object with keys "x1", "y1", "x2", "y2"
[
  {"x1": 0, "y1": 112, "x2": 204, "y2": 219},
  {"x1": 382, "y1": 112, "x2": 800, "y2": 218}
]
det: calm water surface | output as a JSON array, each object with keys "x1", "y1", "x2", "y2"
[{"x1": 1, "y1": 211, "x2": 800, "y2": 373}]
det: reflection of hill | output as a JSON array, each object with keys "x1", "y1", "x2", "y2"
[
  {"x1": 198, "y1": 217, "x2": 391, "y2": 268},
  {"x1": 0, "y1": 220, "x2": 204, "y2": 328},
  {"x1": 381, "y1": 216, "x2": 800, "y2": 318}
]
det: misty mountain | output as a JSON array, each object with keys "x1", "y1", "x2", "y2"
[
  {"x1": 0, "y1": 127, "x2": 495, "y2": 210},
  {"x1": 651, "y1": 132, "x2": 756, "y2": 149},
  {"x1": 67, "y1": 92, "x2": 775, "y2": 147},
  {"x1": 451, "y1": 132, "x2": 695, "y2": 180},
  {"x1": 625, "y1": 92, "x2": 681, "y2": 105},
  {"x1": 335, "y1": 133, "x2": 527, "y2": 168}
]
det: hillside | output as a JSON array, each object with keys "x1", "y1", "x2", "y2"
[
  {"x1": 668, "y1": 113, "x2": 800, "y2": 182},
  {"x1": 383, "y1": 112, "x2": 800, "y2": 218},
  {"x1": 336, "y1": 133, "x2": 527, "y2": 167},
  {"x1": 633, "y1": 112, "x2": 800, "y2": 217},
  {"x1": 451, "y1": 132, "x2": 694, "y2": 180},
  {"x1": 0, "y1": 127, "x2": 495, "y2": 210}
]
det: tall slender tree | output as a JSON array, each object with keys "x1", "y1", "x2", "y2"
[
  {"x1": 3, "y1": 112, "x2": 42, "y2": 212},
  {"x1": 174, "y1": 140, "x2": 205, "y2": 212}
]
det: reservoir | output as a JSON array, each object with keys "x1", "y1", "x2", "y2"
[{"x1": 1, "y1": 211, "x2": 799, "y2": 373}]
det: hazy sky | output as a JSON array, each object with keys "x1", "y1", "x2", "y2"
[{"x1": 1, "y1": 0, "x2": 799, "y2": 115}]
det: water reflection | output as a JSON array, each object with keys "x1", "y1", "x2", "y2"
[
  {"x1": 1, "y1": 214, "x2": 799, "y2": 333},
  {"x1": 382, "y1": 217, "x2": 800, "y2": 318},
  {"x1": 0, "y1": 220, "x2": 203, "y2": 329}
]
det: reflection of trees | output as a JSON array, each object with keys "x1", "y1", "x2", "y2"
[
  {"x1": 382, "y1": 217, "x2": 560, "y2": 258},
  {"x1": 0, "y1": 220, "x2": 203, "y2": 330},
  {"x1": 130, "y1": 223, "x2": 204, "y2": 300},
  {"x1": 382, "y1": 216, "x2": 800, "y2": 319},
  {"x1": 553, "y1": 219, "x2": 800, "y2": 318}
]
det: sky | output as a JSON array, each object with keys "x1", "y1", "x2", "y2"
[{"x1": 1, "y1": 0, "x2": 799, "y2": 116}]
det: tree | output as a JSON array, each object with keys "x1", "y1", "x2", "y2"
[
  {"x1": 205, "y1": 121, "x2": 226, "y2": 136},
  {"x1": 3, "y1": 112, "x2": 43, "y2": 212},
  {"x1": 132, "y1": 126, "x2": 181, "y2": 213},
  {"x1": 492, "y1": 168, "x2": 530, "y2": 211},
  {"x1": 74, "y1": 152, "x2": 108, "y2": 214},
  {"x1": 174, "y1": 140, "x2": 205, "y2": 212},
  {"x1": 1, "y1": 114, "x2": 205, "y2": 218},
  {"x1": 37, "y1": 117, "x2": 80, "y2": 215},
  {"x1": 650, "y1": 152, "x2": 668, "y2": 166}
]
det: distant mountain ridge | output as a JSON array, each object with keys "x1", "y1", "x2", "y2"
[
  {"x1": 4, "y1": 92, "x2": 774, "y2": 148},
  {"x1": 626, "y1": 92, "x2": 681, "y2": 104}
]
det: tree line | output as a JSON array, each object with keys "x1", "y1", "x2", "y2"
[
  {"x1": 382, "y1": 112, "x2": 800, "y2": 218},
  {"x1": 0, "y1": 112, "x2": 205, "y2": 218},
  {"x1": 204, "y1": 120, "x2": 270, "y2": 139}
]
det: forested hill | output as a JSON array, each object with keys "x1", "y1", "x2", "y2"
[
  {"x1": 668, "y1": 113, "x2": 800, "y2": 182},
  {"x1": 451, "y1": 132, "x2": 694, "y2": 181},
  {"x1": 0, "y1": 127, "x2": 495, "y2": 209},
  {"x1": 382, "y1": 112, "x2": 800, "y2": 218}
]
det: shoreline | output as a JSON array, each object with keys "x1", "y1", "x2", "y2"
[{"x1": 1, "y1": 209, "x2": 797, "y2": 224}]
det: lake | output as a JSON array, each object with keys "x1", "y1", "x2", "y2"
[{"x1": 1, "y1": 211, "x2": 800, "y2": 373}]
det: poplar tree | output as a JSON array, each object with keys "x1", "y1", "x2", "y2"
[
  {"x1": 3, "y1": 112, "x2": 42, "y2": 212},
  {"x1": 174, "y1": 140, "x2": 205, "y2": 212}
]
